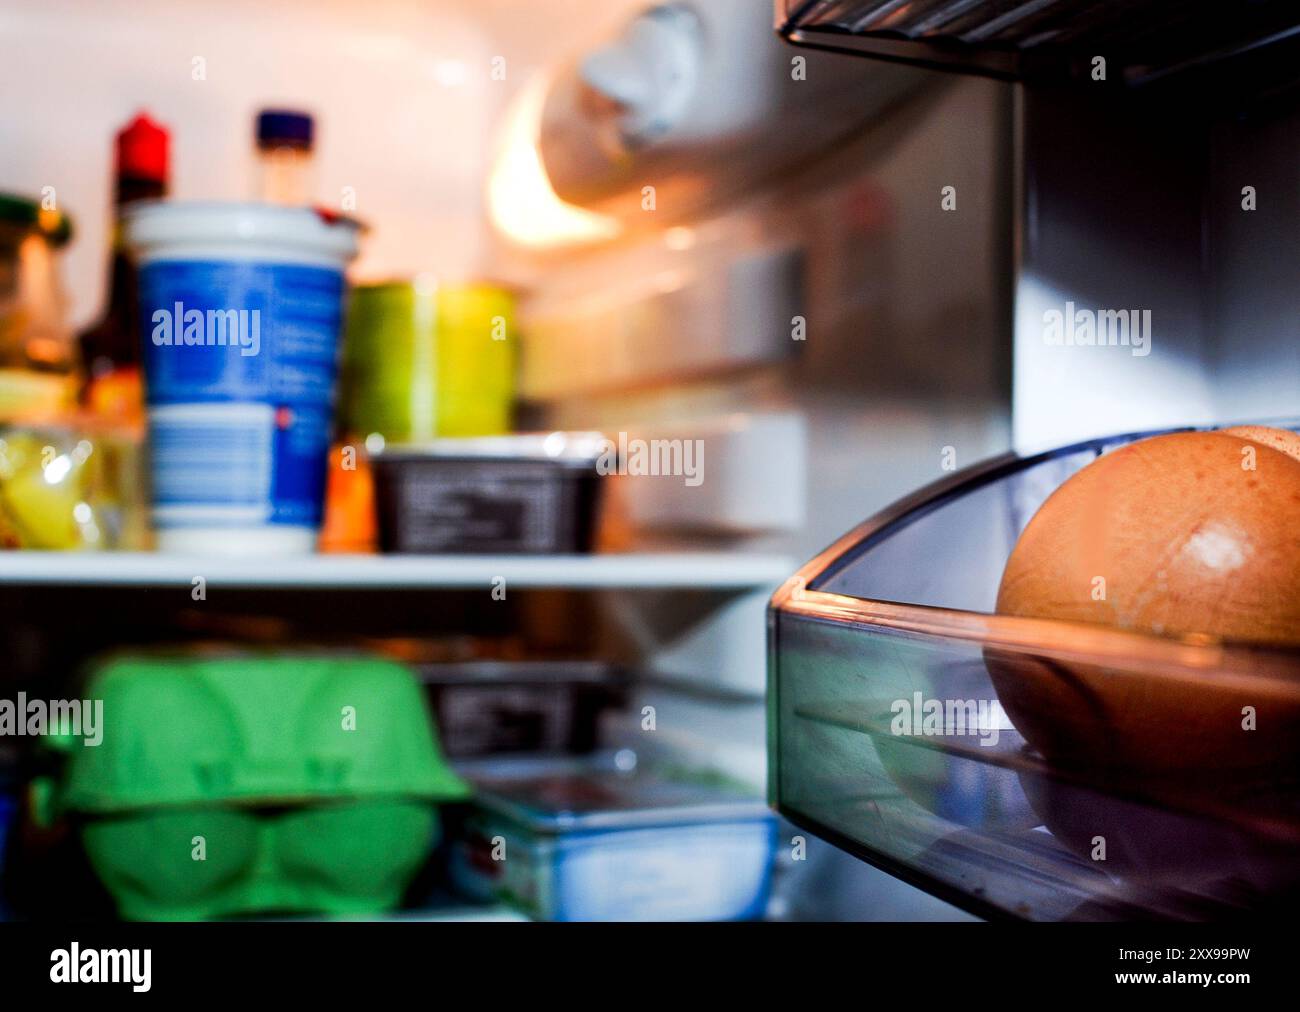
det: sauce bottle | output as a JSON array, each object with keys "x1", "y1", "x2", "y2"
[
  {"x1": 78, "y1": 111, "x2": 169, "y2": 427},
  {"x1": 255, "y1": 109, "x2": 315, "y2": 206}
]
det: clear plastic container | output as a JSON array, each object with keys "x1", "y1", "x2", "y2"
[
  {"x1": 447, "y1": 758, "x2": 776, "y2": 921},
  {"x1": 0, "y1": 423, "x2": 145, "y2": 550},
  {"x1": 769, "y1": 421, "x2": 1300, "y2": 920}
]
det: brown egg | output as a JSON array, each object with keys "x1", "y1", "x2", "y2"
[
  {"x1": 1220, "y1": 424, "x2": 1300, "y2": 463},
  {"x1": 996, "y1": 431, "x2": 1300, "y2": 644},
  {"x1": 988, "y1": 431, "x2": 1300, "y2": 779}
]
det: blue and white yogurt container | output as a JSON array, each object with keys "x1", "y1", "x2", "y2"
[{"x1": 125, "y1": 202, "x2": 359, "y2": 554}]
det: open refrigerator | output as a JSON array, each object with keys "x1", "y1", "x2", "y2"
[{"x1": 0, "y1": 0, "x2": 1296, "y2": 924}]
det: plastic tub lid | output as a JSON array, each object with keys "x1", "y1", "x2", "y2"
[
  {"x1": 415, "y1": 659, "x2": 622, "y2": 686},
  {"x1": 123, "y1": 200, "x2": 360, "y2": 263},
  {"x1": 466, "y1": 768, "x2": 773, "y2": 834},
  {"x1": 373, "y1": 431, "x2": 609, "y2": 464}
]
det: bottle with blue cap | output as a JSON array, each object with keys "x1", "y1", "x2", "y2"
[{"x1": 255, "y1": 108, "x2": 315, "y2": 206}]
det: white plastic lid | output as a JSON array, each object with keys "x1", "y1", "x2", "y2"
[
  {"x1": 375, "y1": 431, "x2": 610, "y2": 463},
  {"x1": 124, "y1": 201, "x2": 360, "y2": 265}
]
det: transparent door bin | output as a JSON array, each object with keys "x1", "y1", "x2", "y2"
[{"x1": 769, "y1": 422, "x2": 1300, "y2": 920}]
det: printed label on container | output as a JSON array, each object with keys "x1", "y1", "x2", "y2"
[{"x1": 139, "y1": 260, "x2": 345, "y2": 528}]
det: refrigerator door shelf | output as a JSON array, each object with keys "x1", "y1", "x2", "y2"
[{"x1": 768, "y1": 420, "x2": 1300, "y2": 921}]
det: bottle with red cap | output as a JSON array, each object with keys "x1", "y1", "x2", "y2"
[{"x1": 77, "y1": 111, "x2": 169, "y2": 426}]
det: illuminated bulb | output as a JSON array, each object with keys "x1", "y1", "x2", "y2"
[
  {"x1": 486, "y1": 74, "x2": 620, "y2": 249},
  {"x1": 664, "y1": 226, "x2": 695, "y2": 251}
]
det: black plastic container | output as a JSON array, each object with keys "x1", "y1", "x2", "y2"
[
  {"x1": 416, "y1": 660, "x2": 625, "y2": 757},
  {"x1": 371, "y1": 433, "x2": 606, "y2": 554}
]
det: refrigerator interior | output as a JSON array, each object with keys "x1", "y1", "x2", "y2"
[{"x1": 2, "y1": 0, "x2": 1292, "y2": 924}]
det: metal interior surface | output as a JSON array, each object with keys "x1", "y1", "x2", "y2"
[{"x1": 777, "y1": 0, "x2": 1300, "y2": 85}]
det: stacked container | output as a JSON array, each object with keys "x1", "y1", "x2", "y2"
[{"x1": 39, "y1": 651, "x2": 468, "y2": 920}]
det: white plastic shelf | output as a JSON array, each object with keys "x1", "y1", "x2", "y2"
[{"x1": 0, "y1": 551, "x2": 793, "y2": 591}]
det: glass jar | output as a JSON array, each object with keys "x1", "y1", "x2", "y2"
[{"x1": 0, "y1": 193, "x2": 78, "y2": 422}]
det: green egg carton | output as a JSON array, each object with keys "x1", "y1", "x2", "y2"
[{"x1": 40, "y1": 650, "x2": 470, "y2": 921}]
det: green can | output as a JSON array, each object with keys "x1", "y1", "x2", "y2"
[{"x1": 341, "y1": 280, "x2": 516, "y2": 441}]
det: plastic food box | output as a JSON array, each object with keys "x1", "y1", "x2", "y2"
[
  {"x1": 418, "y1": 661, "x2": 625, "y2": 757},
  {"x1": 768, "y1": 421, "x2": 1300, "y2": 921},
  {"x1": 0, "y1": 423, "x2": 146, "y2": 550},
  {"x1": 38, "y1": 650, "x2": 469, "y2": 920},
  {"x1": 447, "y1": 759, "x2": 776, "y2": 921},
  {"x1": 371, "y1": 433, "x2": 607, "y2": 554}
]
